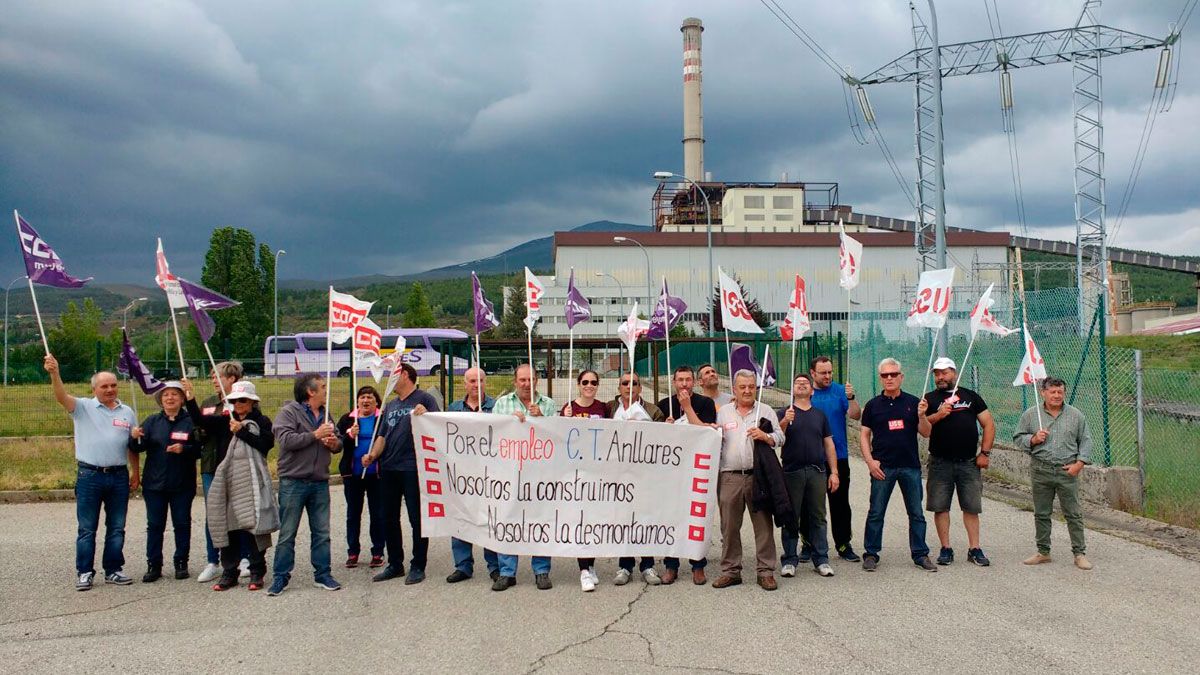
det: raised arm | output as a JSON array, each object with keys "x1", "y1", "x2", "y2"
[{"x1": 44, "y1": 354, "x2": 76, "y2": 414}]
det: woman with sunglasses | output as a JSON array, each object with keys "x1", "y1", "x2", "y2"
[{"x1": 560, "y1": 370, "x2": 609, "y2": 592}]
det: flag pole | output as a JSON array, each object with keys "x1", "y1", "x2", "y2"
[
  {"x1": 475, "y1": 332, "x2": 483, "y2": 408},
  {"x1": 124, "y1": 329, "x2": 139, "y2": 420},
  {"x1": 566, "y1": 327, "x2": 575, "y2": 415},
  {"x1": 627, "y1": 340, "x2": 635, "y2": 411},
  {"x1": 664, "y1": 322, "x2": 674, "y2": 420},
  {"x1": 754, "y1": 342, "x2": 768, "y2": 423},
  {"x1": 723, "y1": 329, "x2": 733, "y2": 393},
  {"x1": 362, "y1": 388, "x2": 392, "y2": 479},
  {"x1": 26, "y1": 278, "x2": 50, "y2": 355},
  {"x1": 202, "y1": 342, "x2": 229, "y2": 401},
  {"x1": 949, "y1": 331, "x2": 978, "y2": 399},
  {"x1": 167, "y1": 305, "x2": 187, "y2": 377},
  {"x1": 525, "y1": 324, "x2": 534, "y2": 393},
  {"x1": 325, "y1": 287, "x2": 333, "y2": 423},
  {"x1": 920, "y1": 324, "x2": 942, "y2": 396},
  {"x1": 845, "y1": 290, "x2": 852, "y2": 385},
  {"x1": 1031, "y1": 379, "x2": 1044, "y2": 430}
]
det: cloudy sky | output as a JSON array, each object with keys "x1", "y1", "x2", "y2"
[{"x1": 2, "y1": 0, "x2": 1197, "y2": 283}]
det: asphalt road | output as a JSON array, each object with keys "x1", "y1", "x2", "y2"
[{"x1": 1, "y1": 459, "x2": 1196, "y2": 674}]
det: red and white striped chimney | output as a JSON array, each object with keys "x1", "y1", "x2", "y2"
[{"x1": 681, "y1": 17, "x2": 704, "y2": 183}]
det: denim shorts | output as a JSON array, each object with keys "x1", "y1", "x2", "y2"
[{"x1": 925, "y1": 455, "x2": 983, "y2": 514}]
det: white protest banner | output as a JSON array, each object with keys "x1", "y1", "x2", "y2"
[
  {"x1": 413, "y1": 413, "x2": 723, "y2": 559},
  {"x1": 905, "y1": 267, "x2": 956, "y2": 329},
  {"x1": 718, "y1": 267, "x2": 763, "y2": 334}
]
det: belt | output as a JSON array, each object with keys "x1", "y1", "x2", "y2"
[
  {"x1": 722, "y1": 469, "x2": 754, "y2": 475},
  {"x1": 78, "y1": 461, "x2": 126, "y2": 473}
]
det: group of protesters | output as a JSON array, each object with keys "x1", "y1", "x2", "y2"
[{"x1": 47, "y1": 344, "x2": 1093, "y2": 595}]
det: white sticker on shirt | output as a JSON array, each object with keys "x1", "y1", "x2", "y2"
[
  {"x1": 170, "y1": 431, "x2": 189, "y2": 441},
  {"x1": 888, "y1": 419, "x2": 905, "y2": 431},
  {"x1": 113, "y1": 419, "x2": 131, "y2": 429},
  {"x1": 723, "y1": 421, "x2": 738, "y2": 430},
  {"x1": 201, "y1": 407, "x2": 216, "y2": 415}
]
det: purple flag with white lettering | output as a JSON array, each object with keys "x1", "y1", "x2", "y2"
[
  {"x1": 117, "y1": 329, "x2": 165, "y2": 395},
  {"x1": 177, "y1": 277, "x2": 238, "y2": 343},
  {"x1": 647, "y1": 278, "x2": 687, "y2": 340},
  {"x1": 472, "y1": 272, "x2": 500, "y2": 334},
  {"x1": 729, "y1": 342, "x2": 776, "y2": 387},
  {"x1": 564, "y1": 269, "x2": 592, "y2": 329},
  {"x1": 14, "y1": 211, "x2": 92, "y2": 288}
]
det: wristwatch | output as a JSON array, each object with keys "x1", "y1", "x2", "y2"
[{"x1": 847, "y1": 394, "x2": 856, "y2": 401}]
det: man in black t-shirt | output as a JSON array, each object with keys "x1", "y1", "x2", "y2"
[
  {"x1": 923, "y1": 357, "x2": 996, "y2": 567},
  {"x1": 656, "y1": 365, "x2": 715, "y2": 585},
  {"x1": 777, "y1": 375, "x2": 840, "y2": 579},
  {"x1": 859, "y1": 357, "x2": 935, "y2": 572}
]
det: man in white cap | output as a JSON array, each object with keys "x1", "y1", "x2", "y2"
[{"x1": 921, "y1": 357, "x2": 996, "y2": 567}]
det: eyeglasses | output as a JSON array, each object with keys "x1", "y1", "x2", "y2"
[
  {"x1": 879, "y1": 372, "x2": 902, "y2": 379},
  {"x1": 620, "y1": 380, "x2": 640, "y2": 387},
  {"x1": 580, "y1": 379, "x2": 599, "y2": 386}
]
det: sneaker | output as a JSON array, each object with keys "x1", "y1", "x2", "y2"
[
  {"x1": 372, "y1": 565, "x2": 404, "y2": 582},
  {"x1": 780, "y1": 564, "x2": 797, "y2": 578},
  {"x1": 1023, "y1": 553, "x2": 1052, "y2": 565},
  {"x1": 816, "y1": 564, "x2": 835, "y2": 577},
  {"x1": 404, "y1": 569, "x2": 425, "y2": 585},
  {"x1": 642, "y1": 568, "x2": 662, "y2": 586},
  {"x1": 937, "y1": 547, "x2": 954, "y2": 566},
  {"x1": 247, "y1": 575, "x2": 264, "y2": 591},
  {"x1": 174, "y1": 561, "x2": 189, "y2": 580},
  {"x1": 446, "y1": 570, "x2": 471, "y2": 583},
  {"x1": 76, "y1": 571, "x2": 95, "y2": 591},
  {"x1": 613, "y1": 568, "x2": 632, "y2": 586},
  {"x1": 1074, "y1": 555, "x2": 1093, "y2": 571},
  {"x1": 314, "y1": 575, "x2": 342, "y2": 591},
  {"x1": 862, "y1": 555, "x2": 879, "y2": 572},
  {"x1": 535, "y1": 573, "x2": 553, "y2": 590},
  {"x1": 266, "y1": 576, "x2": 287, "y2": 596},
  {"x1": 967, "y1": 548, "x2": 991, "y2": 567},
  {"x1": 369, "y1": 555, "x2": 385, "y2": 568},
  {"x1": 345, "y1": 554, "x2": 359, "y2": 569},
  {"x1": 836, "y1": 544, "x2": 861, "y2": 562},
  {"x1": 104, "y1": 571, "x2": 134, "y2": 585},
  {"x1": 914, "y1": 556, "x2": 938, "y2": 572},
  {"x1": 142, "y1": 565, "x2": 162, "y2": 583},
  {"x1": 588, "y1": 567, "x2": 599, "y2": 585},
  {"x1": 197, "y1": 563, "x2": 221, "y2": 583},
  {"x1": 238, "y1": 558, "x2": 250, "y2": 579},
  {"x1": 580, "y1": 570, "x2": 596, "y2": 592},
  {"x1": 492, "y1": 575, "x2": 516, "y2": 592},
  {"x1": 212, "y1": 574, "x2": 238, "y2": 591}
]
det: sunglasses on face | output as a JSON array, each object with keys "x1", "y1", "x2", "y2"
[
  {"x1": 620, "y1": 380, "x2": 640, "y2": 387},
  {"x1": 879, "y1": 372, "x2": 902, "y2": 379},
  {"x1": 580, "y1": 379, "x2": 599, "y2": 386}
]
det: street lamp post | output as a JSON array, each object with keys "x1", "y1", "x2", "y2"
[
  {"x1": 613, "y1": 236, "x2": 652, "y2": 317},
  {"x1": 654, "y1": 170, "x2": 714, "y2": 363},
  {"x1": 273, "y1": 249, "x2": 286, "y2": 376},
  {"x1": 121, "y1": 297, "x2": 148, "y2": 327},
  {"x1": 3, "y1": 275, "x2": 27, "y2": 386},
  {"x1": 596, "y1": 272, "x2": 626, "y2": 381}
]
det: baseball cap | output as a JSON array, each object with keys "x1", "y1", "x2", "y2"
[{"x1": 931, "y1": 357, "x2": 957, "y2": 371}]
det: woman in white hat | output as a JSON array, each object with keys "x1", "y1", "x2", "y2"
[
  {"x1": 183, "y1": 378, "x2": 277, "y2": 591},
  {"x1": 129, "y1": 381, "x2": 199, "y2": 583}
]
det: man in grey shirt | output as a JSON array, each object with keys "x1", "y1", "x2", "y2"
[{"x1": 1013, "y1": 377, "x2": 1093, "y2": 571}]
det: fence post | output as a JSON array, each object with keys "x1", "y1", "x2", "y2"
[
  {"x1": 1098, "y1": 304, "x2": 1111, "y2": 466},
  {"x1": 837, "y1": 332, "x2": 844, "y2": 382},
  {"x1": 1134, "y1": 349, "x2": 1146, "y2": 510},
  {"x1": 651, "y1": 341, "x2": 661, "y2": 402}
]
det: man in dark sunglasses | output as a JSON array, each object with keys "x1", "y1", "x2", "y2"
[
  {"x1": 606, "y1": 375, "x2": 665, "y2": 423},
  {"x1": 858, "y1": 358, "x2": 935, "y2": 573}
]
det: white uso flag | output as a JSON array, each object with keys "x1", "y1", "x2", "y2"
[
  {"x1": 905, "y1": 267, "x2": 956, "y2": 329},
  {"x1": 617, "y1": 301, "x2": 648, "y2": 355},
  {"x1": 838, "y1": 222, "x2": 863, "y2": 290},
  {"x1": 718, "y1": 267, "x2": 763, "y2": 334},
  {"x1": 969, "y1": 283, "x2": 1016, "y2": 338},
  {"x1": 1012, "y1": 325, "x2": 1048, "y2": 386},
  {"x1": 155, "y1": 238, "x2": 188, "y2": 309},
  {"x1": 353, "y1": 317, "x2": 383, "y2": 373},
  {"x1": 523, "y1": 267, "x2": 545, "y2": 330},
  {"x1": 328, "y1": 288, "x2": 374, "y2": 344}
]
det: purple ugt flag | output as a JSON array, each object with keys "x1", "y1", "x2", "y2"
[
  {"x1": 117, "y1": 329, "x2": 165, "y2": 395},
  {"x1": 564, "y1": 269, "x2": 591, "y2": 329},
  {"x1": 472, "y1": 272, "x2": 500, "y2": 334},
  {"x1": 14, "y1": 211, "x2": 92, "y2": 288},
  {"x1": 729, "y1": 342, "x2": 777, "y2": 387},
  {"x1": 647, "y1": 278, "x2": 687, "y2": 340},
  {"x1": 177, "y1": 277, "x2": 238, "y2": 343}
]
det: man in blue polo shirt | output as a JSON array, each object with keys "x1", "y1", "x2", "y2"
[
  {"x1": 46, "y1": 354, "x2": 138, "y2": 591},
  {"x1": 859, "y1": 357, "x2": 935, "y2": 572}
]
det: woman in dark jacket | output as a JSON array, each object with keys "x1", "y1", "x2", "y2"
[
  {"x1": 129, "y1": 381, "x2": 200, "y2": 583},
  {"x1": 337, "y1": 385, "x2": 385, "y2": 569},
  {"x1": 183, "y1": 378, "x2": 275, "y2": 591}
]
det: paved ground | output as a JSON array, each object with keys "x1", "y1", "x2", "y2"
[{"x1": 1, "y1": 459, "x2": 1197, "y2": 674}]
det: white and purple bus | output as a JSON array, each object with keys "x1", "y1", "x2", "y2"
[{"x1": 263, "y1": 328, "x2": 471, "y2": 377}]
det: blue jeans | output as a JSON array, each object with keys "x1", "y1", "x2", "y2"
[
  {"x1": 272, "y1": 478, "x2": 332, "y2": 581},
  {"x1": 143, "y1": 488, "x2": 193, "y2": 566},
  {"x1": 497, "y1": 554, "x2": 551, "y2": 578},
  {"x1": 451, "y1": 538, "x2": 499, "y2": 576},
  {"x1": 863, "y1": 466, "x2": 929, "y2": 560},
  {"x1": 202, "y1": 473, "x2": 250, "y2": 565},
  {"x1": 75, "y1": 465, "x2": 129, "y2": 575}
]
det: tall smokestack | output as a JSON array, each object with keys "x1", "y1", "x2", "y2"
[{"x1": 681, "y1": 17, "x2": 704, "y2": 183}]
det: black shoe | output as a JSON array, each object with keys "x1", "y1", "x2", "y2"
[
  {"x1": 937, "y1": 547, "x2": 954, "y2": 566},
  {"x1": 535, "y1": 573, "x2": 552, "y2": 590},
  {"x1": 174, "y1": 561, "x2": 189, "y2": 580},
  {"x1": 492, "y1": 575, "x2": 516, "y2": 592},
  {"x1": 489, "y1": 570, "x2": 501, "y2": 582},
  {"x1": 837, "y1": 544, "x2": 861, "y2": 562},
  {"x1": 446, "y1": 570, "x2": 471, "y2": 583},
  {"x1": 142, "y1": 565, "x2": 162, "y2": 583},
  {"x1": 967, "y1": 548, "x2": 991, "y2": 567},
  {"x1": 914, "y1": 556, "x2": 938, "y2": 572},
  {"x1": 372, "y1": 564, "x2": 405, "y2": 582},
  {"x1": 404, "y1": 569, "x2": 426, "y2": 585},
  {"x1": 862, "y1": 555, "x2": 879, "y2": 572}
]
